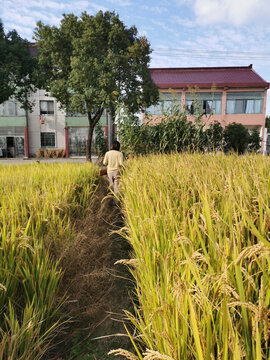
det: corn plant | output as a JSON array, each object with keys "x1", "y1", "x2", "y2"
[{"x1": 118, "y1": 153, "x2": 270, "y2": 360}]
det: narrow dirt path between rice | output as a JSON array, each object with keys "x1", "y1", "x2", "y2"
[{"x1": 51, "y1": 177, "x2": 134, "y2": 360}]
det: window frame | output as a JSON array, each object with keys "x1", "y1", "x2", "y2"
[
  {"x1": 40, "y1": 132, "x2": 56, "y2": 147},
  {"x1": 226, "y1": 92, "x2": 264, "y2": 114},
  {"x1": 40, "y1": 100, "x2": 54, "y2": 115},
  {"x1": 145, "y1": 92, "x2": 182, "y2": 115},
  {"x1": 0, "y1": 100, "x2": 26, "y2": 116},
  {"x1": 185, "y1": 92, "x2": 222, "y2": 115}
]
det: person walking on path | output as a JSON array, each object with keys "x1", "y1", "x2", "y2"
[{"x1": 103, "y1": 140, "x2": 123, "y2": 198}]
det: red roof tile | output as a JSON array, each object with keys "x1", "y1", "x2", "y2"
[
  {"x1": 150, "y1": 65, "x2": 269, "y2": 89},
  {"x1": 29, "y1": 43, "x2": 38, "y2": 56}
]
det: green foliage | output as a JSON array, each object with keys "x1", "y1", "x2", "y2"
[
  {"x1": 0, "y1": 20, "x2": 38, "y2": 109},
  {"x1": 223, "y1": 122, "x2": 250, "y2": 154},
  {"x1": 265, "y1": 115, "x2": 270, "y2": 129},
  {"x1": 94, "y1": 123, "x2": 107, "y2": 157},
  {"x1": 204, "y1": 121, "x2": 224, "y2": 151},
  {"x1": 118, "y1": 104, "x2": 262, "y2": 156},
  {"x1": 117, "y1": 103, "x2": 222, "y2": 156},
  {"x1": 248, "y1": 128, "x2": 261, "y2": 152},
  {"x1": 34, "y1": 11, "x2": 159, "y2": 160}
]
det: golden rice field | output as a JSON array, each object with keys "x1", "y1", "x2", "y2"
[
  {"x1": 0, "y1": 162, "x2": 98, "y2": 359},
  {"x1": 117, "y1": 153, "x2": 270, "y2": 360}
]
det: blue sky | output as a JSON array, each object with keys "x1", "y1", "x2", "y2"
[{"x1": 1, "y1": 0, "x2": 270, "y2": 113}]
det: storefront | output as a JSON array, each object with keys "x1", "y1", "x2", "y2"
[
  {"x1": 68, "y1": 127, "x2": 88, "y2": 157},
  {"x1": 0, "y1": 100, "x2": 28, "y2": 158},
  {"x1": 66, "y1": 114, "x2": 107, "y2": 157},
  {"x1": 0, "y1": 127, "x2": 25, "y2": 158}
]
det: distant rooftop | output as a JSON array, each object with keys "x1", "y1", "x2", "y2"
[
  {"x1": 150, "y1": 65, "x2": 269, "y2": 89},
  {"x1": 29, "y1": 43, "x2": 38, "y2": 56}
]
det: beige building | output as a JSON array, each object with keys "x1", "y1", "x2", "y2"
[{"x1": 145, "y1": 65, "x2": 269, "y2": 151}]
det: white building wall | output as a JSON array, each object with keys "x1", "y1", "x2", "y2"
[{"x1": 27, "y1": 90, "x2": 66, "y2": 157}]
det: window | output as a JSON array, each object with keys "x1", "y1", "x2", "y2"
[
  {"x1": 226, "y1": 92, "x2": 264, "y2": 114},
  {"x1": 40, "y1": 100, "x2": 54, "y2": 115},
  {"x1": 145, "y1": 93, "x2": 181, "y2": 115},
  {"x1": 0, "y1": 100, "x2": 26, "y2": 116},
  {"x1": 185, "y1": 93, "x2": 222, "y2": 115},
  {"x1": 41, "y1": 132, "x2": 55, "y2": 147}
]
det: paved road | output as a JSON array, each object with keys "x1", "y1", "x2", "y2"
[{"x1": 0, "y1": 157, "x2": 98, "y2": 165}]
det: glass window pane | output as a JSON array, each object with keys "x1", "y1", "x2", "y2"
[
  {"x1": 41, "y1": 132, "x2": 55, "y2": 147},
  {"x1": 185, "y1": 100, "x2": 194, "y2": 114},
  {"x1": 40, "y1": 101, "x2": 47, "y2": 114},
  {"x1": 47, "y1": 101, "x2": 54, "y2": 114},
  {"x1": 254, "y1": 99, "x2": 262, "y2": 113},
  {"x1": 16, "y1": 103, "x2": 26, "y2": 116},
  {"x1": 146, "y1": 102, "x2": 162, "y2": 115},
  {"x1": 146, "y1": 93, "x2": 181, "y2": 115},
  {"x1": 40, "y1": 101, "x2": 54, "y2": 115},
  {"x1": 245, "y1": 100, "x2": 254, "y2": 114},
  {"x1": 235, "y1": 100, "x2": 245, "y2": 113},
  {"x1": 226, "y1": 100, "x2": 235, "y2": 114},
  {"x1": 8, "y1": 102, "x2": 16, "y2": 116},
  {"x1": 186, "y1": 92, "x2": 222, "y2": 101},
  {"x1": 68, "y1": 128, "x2": 88, "y2": 156},
  {"x1": 227, "y1": 91, "x2": 264, "y2": 100},
  {"x1": 0, "y1": 103, "x2": 4, "y2": 116},
  {"x1": 0, "y1": 102, "x2": 8, "y2": 116}
]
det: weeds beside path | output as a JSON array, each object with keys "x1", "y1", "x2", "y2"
[{"x1": 51, "y1": 177, "x2": 133, "y2": 360}]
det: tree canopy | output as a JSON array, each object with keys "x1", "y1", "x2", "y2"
[
  {"x1": 224, "y1": 122, "x2": 255, "y2": 154},
  {"x1": 0, "y1": 20, "x2": 38, "y2": 109},
  {"x1": 34, "y1": 11, "x2": 159, "y2": 160}
]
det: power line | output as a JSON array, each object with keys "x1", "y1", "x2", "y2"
[
  {"x1": 154, "y1": 48, "x2": 270, "y2": 56},
  {"x1": 152, "y1": 48, "x2": 270, "y2": 62}
]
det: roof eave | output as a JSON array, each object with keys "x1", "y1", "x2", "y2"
[{"x1": 156, "y1": 82, "x2": 269, "y2": 89}]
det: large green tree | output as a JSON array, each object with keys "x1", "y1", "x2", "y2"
[
  {"x1": 0, "y1": 20, "x2": 38, "y2": 109},
  {"x1": 34, "y1": 11, "x2": 159, "y2": 160},
  {"x1": 223, "y1": 122, "x2": 250, "y2": 154}
]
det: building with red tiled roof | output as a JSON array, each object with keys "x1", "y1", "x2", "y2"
[{"x1": 145, "y1": 65, "x2": 269, "y2": 151}]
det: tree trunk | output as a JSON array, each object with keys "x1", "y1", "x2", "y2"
[
  {"x1": 86, "y1": 109, "x2": 104, "y2": 162},
  {"x1": 86, "y1": 121, "x2": 95, "y2": 162}
]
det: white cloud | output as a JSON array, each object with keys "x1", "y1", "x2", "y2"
[
  {"x1": 3, "y1": 0, "x2": 106, "y2": 12},
  {"x1": 177, "y1": 0, "x2": 193, "y2": 6},
  {"x1": 193, "y1": 0, "x2": 270, "y2": 26},
  {"x1": 142, "y1": 5, "x2": 168, "y2": 14},
  {"x1": 1, "y1": 0, "x2": 108, "y2": 39},
  {"x1": 107, "y1": 0, "x2": 132, "y2": 6},
  {"x1": 151, "y1": 19, "x2": 175, "y2": 33},
  {"x1": 170, "y1": 15, "x2": 195, "y2": 28},
  {"x1": 5, "y1": 24, "x2": 34, "y2": 37}
]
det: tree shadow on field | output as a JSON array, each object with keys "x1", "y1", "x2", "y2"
[{"x1": 49, "y1": 177, "x2": 134, "y2": 360}]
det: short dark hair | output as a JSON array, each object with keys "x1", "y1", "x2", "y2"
[{"x1": 111, "y1": 140, "x2": 120, "y2": 151}]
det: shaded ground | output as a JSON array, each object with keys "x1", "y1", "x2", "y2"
[{"x1": 50, "y1": 177, "x2": 134, "y2": 360}]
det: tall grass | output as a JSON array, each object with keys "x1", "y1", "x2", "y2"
[
  {"x1": 120, "y1": 153, "x2": 270, "y2": 360},
  {"x1": 0, "y1": 162, "x2": 98, "y2": 359}
]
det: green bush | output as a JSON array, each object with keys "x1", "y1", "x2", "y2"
[
  {"x1": 248, "y1": 128, "x2": 261, "y2": 152},
  {"x1": 224, "y1": 123, "x2": 250, "y2": 154},
  {"x1": 94, "y1": 124, "x2": 107, "y2": 156},
  {"x1": 116, "y1": 104, "x2": 262, "y2": 156},
  {"x1": 117, "y1": 102, "x2": 218, "y2": 155}
]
